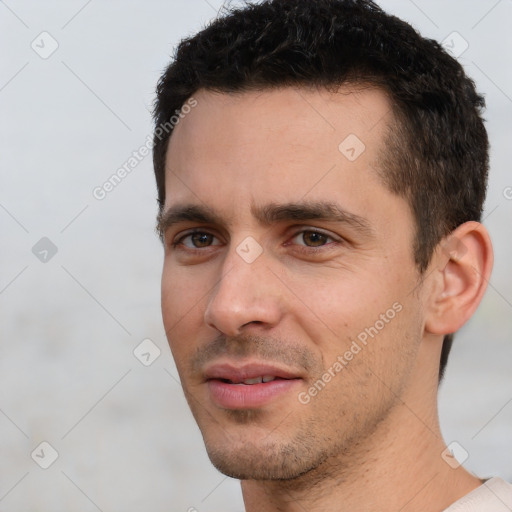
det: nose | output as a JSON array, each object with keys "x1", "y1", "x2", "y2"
[{"x1": 204, "y1": 242, "x2": 286, "y2": 337}]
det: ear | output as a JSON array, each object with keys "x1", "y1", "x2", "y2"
[{"x1": 424, "y1": 221, "x2": 493, "y2": 336}]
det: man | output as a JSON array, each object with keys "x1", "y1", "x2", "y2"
[{"x1": 152, "y1": 0, "x2": 512, "y2": 510}]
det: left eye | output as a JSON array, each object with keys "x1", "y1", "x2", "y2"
[{"x1": 290, "y1": 230, "x2": 334, "y2": 248}]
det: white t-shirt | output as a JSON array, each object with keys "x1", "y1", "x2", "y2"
[{"x1": 443, "y1": 477, "x2": 512, "y2": 511}]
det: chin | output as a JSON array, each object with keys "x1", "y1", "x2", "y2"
[
  {"x1": 202, "y1": 429, "x2": 330, "y2": 481},
  {"x1": 207, "y1": 447, "x2": 317, "y2": 481}
]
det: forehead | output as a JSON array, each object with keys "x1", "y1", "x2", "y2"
[{"x1": 163, "y1": 85, "x2": 401, "y2": 225}]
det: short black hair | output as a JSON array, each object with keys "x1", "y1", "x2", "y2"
[{"x1": 153, "y1": 0, "x2": 489, "y2": 382}]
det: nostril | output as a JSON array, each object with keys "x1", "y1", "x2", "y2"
[{"x1": 242, "y1": 321, "x2": 263, "y2": 327}]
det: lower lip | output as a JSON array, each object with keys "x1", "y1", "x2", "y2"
[{"x1": 207, "y1": 379, "x2": 300, "y2": 409}]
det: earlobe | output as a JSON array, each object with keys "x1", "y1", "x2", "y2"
[{"x1": 425, "y1": 221, "x2": 494, "y2": 336}]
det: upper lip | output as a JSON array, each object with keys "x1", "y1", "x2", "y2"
[{"x1": 203, "y1": 362, "x2": 302, "y2": 383}]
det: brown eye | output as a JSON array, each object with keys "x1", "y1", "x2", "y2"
[
  {"x1": 174, "y1": 231, "x2": 221, "y2": 249},
  {"x1": 190, "y1": 233, "x2": 214, "y2": 248},
  {"x1": 300, "y1": 231, "x2": 330, "y2": 247}
]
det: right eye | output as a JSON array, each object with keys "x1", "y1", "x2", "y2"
[{"x1": 172, "y1": 231, "x2": 222, "y2": 250}]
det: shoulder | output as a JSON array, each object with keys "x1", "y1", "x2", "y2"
[{"x1": 443, "y1": 477, "x2": 512, "y2": 512}]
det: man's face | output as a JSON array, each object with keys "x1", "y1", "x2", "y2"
[{"x1": 160, "y1": 86, "x2": 427, "y2": 480}]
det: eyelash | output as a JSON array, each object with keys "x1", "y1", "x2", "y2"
[
  {"x1": 287, "y1": 230, "x2": 339, "y2": 252},
  {"x1": 171, "y1": 228, "x2": 340, "y2": 252},
  {"x1": 171, "y1": 230, "x2": 220, "y2": 250}
]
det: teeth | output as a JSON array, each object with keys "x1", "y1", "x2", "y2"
[
  {"x1": 243, "y1": 377, "x2": 263, "y2": 385},
  {"x1": 238, "y1": 376, "x2": 277, "y2": 384}
]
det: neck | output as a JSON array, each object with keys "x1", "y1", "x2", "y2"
[{"x1": 241, "y1": 369, "x2": 481, "y2": 512}]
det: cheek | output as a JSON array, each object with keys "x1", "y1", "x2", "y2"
[
  {"x1": 286, "y1": 266, "x2": 419, "y2": 363},
  {"x1": 161, "y1": 264, "x2": 206, "y2": 355},
  {"x1": 284, "y1": 269, "x2": 382, "y2": 338}
]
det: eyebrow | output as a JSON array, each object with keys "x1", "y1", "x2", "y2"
[
  {"x1": 157, "y1": 201, "x2": 374, "y2": 238},
  {"x1": 253, "y1": 202, "x2": 373, "y2": 234},
  {"x1": 157, "y1": 204, "x2": 223, "y2": 238}
]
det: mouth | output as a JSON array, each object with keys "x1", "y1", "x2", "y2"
[
  {"x1": 216, "y1": 375, "x2": 286, "y2": 385},
  {"x1": 203, "y1": 362, "x2": 303, "y2": 409}
]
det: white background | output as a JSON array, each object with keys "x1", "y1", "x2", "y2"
[{"x1": 1, "y1": 1, "x2": 511, "y2": 510}]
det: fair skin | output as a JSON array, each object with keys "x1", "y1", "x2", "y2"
[{"x1": 159, "y1": 85, "x2": 493, "y2": 511}]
